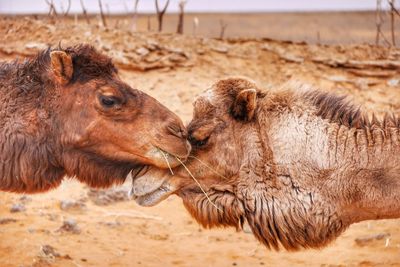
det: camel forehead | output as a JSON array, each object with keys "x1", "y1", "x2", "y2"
[
  {"x1": 199, "y1": 88, "x2": 215, "y2": 102},
  {"x1": 191, "y1": 88, "x2": 219, "y2": 117},
  {"x1": 193, "y1": 88, "x2": 216, "y2": 108}
]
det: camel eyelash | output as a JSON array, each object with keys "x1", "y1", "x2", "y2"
[{"x1": 189, "y1": 135, "x2": 210, "y2": 147}]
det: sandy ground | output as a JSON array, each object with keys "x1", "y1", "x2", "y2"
[{"x1": 0, "y1": 14, "x2": 400, "y2": 267}]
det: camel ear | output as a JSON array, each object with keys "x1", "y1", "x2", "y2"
[
  {"x1": 50, "y1": 51, "x2": 73, "y2": 85},
  {"x1": 232, "y1": 88, "x2": 257, "y2": 121}
]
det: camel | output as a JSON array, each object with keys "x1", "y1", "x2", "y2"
[
  {"x1": 131, "y1": 77, "x2": 400, "y2": 251},
  {"x1": 0, "y1": 44, "x2": 190, "y2": 194}
]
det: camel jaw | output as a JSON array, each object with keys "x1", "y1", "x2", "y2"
[{"x1": 129, "y1": 168, "x2": 176, "y2": 207}]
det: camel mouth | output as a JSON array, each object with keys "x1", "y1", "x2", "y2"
[
  {"x1": 131, "y1": 183, "x2": 174, "y2": 207},
  {"x1": 129, "y1": 167, "x2": 176, "y2": 207}
]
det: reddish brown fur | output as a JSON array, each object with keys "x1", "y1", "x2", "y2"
[
  {"x1": 146, "y1": 78, "x2": 400, "y2": 251},
  {"x1": 0, "y1": 44, "x2": 189, "y2": 193}
]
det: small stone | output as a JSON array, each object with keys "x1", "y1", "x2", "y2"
[
  {"x1": 19, "y1": 196, "x2": 32, "y2": 203},
  {"x1": 387, "y1": 79, "x2": 399, "y2": 87},
  {"x1": 150, "y1": 234, "x2": 169, "y2": 241},
  {"x1": 168, "y1": 54, "x2": 187, "y2": 63},
  {"x1": 326, "y1": 75, "x2": 349, "y2": 83},
  {"x1": 99, "y1": 220, "x2": 122, "y2": 228},
  {"x1": 0, "y1": 218, "x2": 17, "y2": 224},
  {"x1": 59, "y1": 200, "x2": 86, "y2": 211},
  {"x1": 196, "y1": 49, "x2": 206, "y2": 55},
  {"x1": 41, "y1": 245, "x2": 60, "y2": 258},
  {"x1": 57, "y1": 218, "x2": 81, "y2": 234},
  {"x1": 135, "y1": 47, "x2": 150, "y2": 57},
  {"x1": 46, "y1": 213, "x2": 59, "y2": 221},
  {"x1": 211, "y1": 45, "x2": 229, "y2": 53},
  {"x1": 146, "y1": 40, "x2": 160, "y2": 51},
  {"x1": 10, "y1": 203, "x2": 25, "y2": 213},
  {"x1": 88, "y1": 189, "x2": 130, "y2": 206},
  {"x1": 355, "y1": 233, "x2": 390, "y2": 246},
  {"x1": 25, "y1": 42, "x2": 47, "y2": 50}
]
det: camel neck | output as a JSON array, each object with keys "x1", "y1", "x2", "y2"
[
  {"x1": 326, "y1": 123, "x2": 400, "y2": 222},
  {"x1": 268, "y1": 109, "x2": 400, "y2": 224},
  {"x1": 0, "y1": 132, "x2": 64, "y2": 193}
]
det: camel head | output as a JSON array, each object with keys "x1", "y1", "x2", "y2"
[
  {"x1": 2, "y1": 44, "x2": 190, "y2": 192},
  {"x1": 131, "y1": 77, "x2": 344, "y2": 251},
  {"x1": 51, "y1": 45, "x2": 191, "y2": 188}
]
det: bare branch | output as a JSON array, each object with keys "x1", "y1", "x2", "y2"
[
  {"x1": 155, "y1": 0, "x2": 170, "y2": 32},
  {"x1": 219, "y1": 19, "x2": 228, "y2": 39},
  {"x1": 44, "y1": 0, "x2": 58, "y2": 17},
  {"x1": 389, "y1": 0, "x2": 396, "y2": 46},
  {"x1": 376, "y1": 0, "x2": 382, "y2": 45},
  {"x1": 393, "y1": 5, "x2": 400, "y2": 17},
  {"x1": 63, "y1": 0, "x2": 71, "y2": 16},
  {"x1": 147, "y1": 15, "x2": 152, "y2": 31},
  {"x1": 176, "y1": 0, "x2": 187, "y2": 34},
  {"x1": 375, "y1": 0, "x2": 391, "y2": 46},
  {"x1": 193, "y1": 16, "x2": 199, "y2": 36},
  {"x1": 132, "y1": 0, "x2": 140, "y2": 31},
  {"x1": 79, "y1": 0, "x2": 90, "y2": 24},
  {"x1": 105, "y1": 3, "x2": 111, "y2": 16},
  {"x1": 98, "y1": 0, "x2": 108, "y2": 27}
]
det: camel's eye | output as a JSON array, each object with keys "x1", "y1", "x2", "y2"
[
  {"x1": 188, "y1": 126, "x2": 213, "y2": 147},
  {"x1": 188, "y1": 119, "x2": 221, "y2": 148},
  {"x1": 188, "y1": 135, "x2": 209, "y2": 147},
  {"x1": 99, "y1": 95, "x2": 119, "y2": 108}
]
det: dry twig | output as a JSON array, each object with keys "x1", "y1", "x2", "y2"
[
  {"x1": 44, "y1": 0, "x2": 58, "y2": 18},
  {"x1": 155, "y1": 0, "x2": 170, "y2": 32},
  {"x1": 219, "y1": 19, "x2": 228, "y2": 39},
  {"x1": 61, "y1": 0, "x2": 71, "y2": 16},
  {"x1": 132, "y1": 0, "x2": 140, "y2": 31},
  {"x1": 176, "y1": 0, "x2": 187, "y2": 34},
  {"x1": 389, "y1": 0, "x2": 397, "y2": 46},
  {"x1": 375, "y1": 0, "x2": 391, "y2": 46},
  {"x1": 79, "y1": 0, "x2": 90, "y2": 24},
  {"x1": 193, "y1": 17, "x2": 199, "y2": 36},
  {"x1": 98, "y1": 0, "x2": 108, "y2": 27}
]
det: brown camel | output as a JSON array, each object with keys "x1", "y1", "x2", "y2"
[
  {"x1": 0, "y1": 44, "x2": 190, "y2": 193},
  {"x1": 131, "y1": 77, "x2": 400, "y2": 251}
]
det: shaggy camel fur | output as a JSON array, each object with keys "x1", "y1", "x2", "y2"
[
  {"x1": 131, "y1": 77, "x2": 400, "y2": 251},
  {"x1": 0, "y1": 44, "x2": 189, "y2": 193}
]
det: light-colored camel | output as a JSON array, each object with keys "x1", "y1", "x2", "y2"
[
  {"x1": 131, "y1": 77, "x2": 400, "y2": 250},
  {"x1": 0, "y1": 44, "x2": 190, "y2": 193}
]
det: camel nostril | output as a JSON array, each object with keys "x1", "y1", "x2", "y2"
[{"x1": 167, "y1": 124, "x2": 186, "y2": 139}]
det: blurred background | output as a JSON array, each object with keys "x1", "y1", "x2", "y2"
[
  {"x1": 0, "y1": 1, "x2": 399, "y2": 267},
  {"x1": 0, "y1": 0, "x2": 399, "y2": 44}
]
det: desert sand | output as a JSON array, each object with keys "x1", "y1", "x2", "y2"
[{"x1": 0, "y1": 13, "x2": 399, "y2": 267}]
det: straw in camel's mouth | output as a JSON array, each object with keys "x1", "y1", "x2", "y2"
[{"x1": 145, "y1": 146, "x2": 187, "y2": 169}]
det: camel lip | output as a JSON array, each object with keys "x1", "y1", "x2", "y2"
[
  {"x1": 129, "y1": 166, "x2": 178, "y2": 206},
  {"x1": 130, "y1": 182, "x2": 176, "y2": 207}
]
